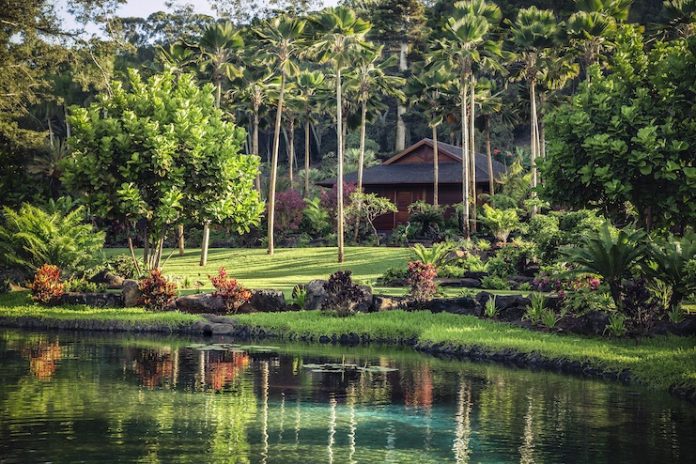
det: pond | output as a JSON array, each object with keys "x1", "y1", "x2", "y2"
[{"x1": 1, "y1": 330, "x2": 695, "y2": 463}]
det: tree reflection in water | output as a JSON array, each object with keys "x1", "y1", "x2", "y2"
[{"x1": 1, "y1": 331, "x2": 695, "y2": 464}]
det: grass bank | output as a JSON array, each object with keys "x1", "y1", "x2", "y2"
[{"x1": 233, "y1": 310, "x2": 696, "y2": 394}]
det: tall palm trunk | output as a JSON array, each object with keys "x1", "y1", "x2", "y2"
[
  {"x1": 253, "y1": 109, "x2": 262, "y2": 193},
  {"x1": 336, "y1": 67, "x2": 345, "y2": 263},
  {"x1": 304, "y1": 119, "x2": 311, "y2": 197},
  {"x1": 469, "y1": 82, "x2": 477, "y2": 232},
  {"x1": 395, "y1": 42, "x2": 408, "y2": 151},
  {"x1": 287, "y1": 118, "x2": 295, "y2": 190},
  {"x1": 460, "y1": 80, "x2": 470, "y2": 238},
  {"x1": 267, "y1": 72, "x2": 286, "y2": 255},
  {"x1": 529, "y1": 77, "x2": 540, "y2": 216},
  {"x1": 215, "y1": 80, "x2": 222, "y2": 109},
  {"x1": 485, "y1": 115, "x2": 494, "y2": 195},
  {"x1": 432, "y1": 124, "x2": 440, "y2": 206},
  {"x1": 357, "y1": 100, "x2": 367, "y2": 190}
]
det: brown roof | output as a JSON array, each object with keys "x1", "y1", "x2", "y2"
[{"x1": 317, "y1": 138, "x2": 507, "y2": 187}]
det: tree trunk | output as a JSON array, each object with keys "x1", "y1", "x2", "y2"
[
  {"x1": 432, "y1": 124, "x2": 439, "y2": 206},
  {"x1": 460, "y1": 81, "x2": 470, "y2": 238},
  {"x1": 127, "y1": 235, "x2": 142, "y2": 277},
  {"x1": 469, "y1": 83, "x2": 477, "y2": 232},
  {"x1": 267, "y1": 72, "x2": 286, "y2": 256},
  {"x1": 64, "y1": 104, "x2": 71, "y2": 139},
  {"x1": 253, "y1": 110, "x2": 262, "y2": 194},
  {"x1": 485, "y1": 116, "x2": 494, "y2": 195},
  {"x1": 215, "y1": 80, "x2": 221, "y2": 109},
  {"x1": 304, "y1": 119, "x2": 311, "y2": 197},
  {"x1": 336, "y1": 67, "x2": 345, "y2": 263},
  {"x1": 395, "y1": 42, "x2": 408, "y2": 151},
  {"x1": 287, "y1": 119, "x2": 295, "y2": 190},
  {"x1": 357, "y1": 99, "x2": 367, "y2": 191},
  {"x1": 177, "y1": 224, "x2": 185, "y2": 256},
  {"x1": 143, "y1": 224, "x2": 149, "y2": 269},
  {"x1": 199, "y1": 220, "x2": 210, "y2": 266},
  {"x1": 530, "y1": 78, "x2": 539, "y2": 216},
  {"x1": 539, "y1": 92, "x2": 546, "y2": 160}
]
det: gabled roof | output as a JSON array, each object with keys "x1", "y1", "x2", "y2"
[{"x1": 317, "y1": 138, "x2": 507, "y2": 187}]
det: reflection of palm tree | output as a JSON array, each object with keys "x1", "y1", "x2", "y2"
[
  {"x1": 519, "y1": 396, "x2": 536, "y2": 464},
  {"x1": 453, "y1": 378, "x2": 472, "y2": 464},
  {"x1": 261, "y1": 360, "x2": 270, "y2": 464}
]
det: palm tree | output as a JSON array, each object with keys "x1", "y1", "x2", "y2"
[
  {"x1": 567, "y1": 10, "x2": 616, "y2": 80},
  {"x1": 196, "y1": 21, "x2": 244, "y2": 108},
  {"x1": 476, "y1": 78, "x2": 508, "y2": 195},
  {"x1": 311, "y1": 7, "x2": 371, "y2": 263},
  {"x1": 537, "y1": 53, "x2": 579, "y2": 158},
  {"x1": 662, "y1": 0, "x2": 696, "y2": 37},
  {"x1": 156, "y1": 43, "x2": 196, "y2": 75},
  {"x1": 436, "y1": 0, "x2": 499, "y2": 237},
  {"x1": 254, "y1": 15, "x2": 306, "y2": 256},
  {"x1": 407, "y1": 66, "x2": 456, "y2": 206},
  {"x1": 346, "y1": 44, "x2": 405, "y2": 193},
  {"x1": 294, "y1": 70, "x2": 326, "y2": 196},
  {"x1": 194, "y1": 21, "x2": 244, "y2": 265},
  {"x1": 507, "y1": 7, "x2": 559, "y2": 208}
]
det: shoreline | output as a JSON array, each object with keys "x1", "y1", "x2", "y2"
[{"x1": 2, "y1": 312, "x2": 694, "y2": 404}]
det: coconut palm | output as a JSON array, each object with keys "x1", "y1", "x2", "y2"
[
  {"x1": 507, "y1": 7, "x2": 559, "y2": 206},
  {"x1": 567, "y1": 10, "x2": 617, "y2": 80},
  {"x1": 294, "y1": 70, "x2": 327, "y2": 196},
  {"x1": 311, "y1": 7, "x2": 371, "y2": 263},
  {"x1": 254, "y1": 15, "x2": 306, "y2": 256},
  {"x1": 156, "y1": 43, "x2": 196, "y2": 75},
  {"x1": 196, "y1": 21, "x2": 244, "y2": 108},
  {"x1": 407, "y1": 66, "x2": 456, "y2": 206}
]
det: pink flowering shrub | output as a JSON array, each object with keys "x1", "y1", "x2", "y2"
[{"x1": 275, "y1": 189, "x2": 305, "y2": 233}]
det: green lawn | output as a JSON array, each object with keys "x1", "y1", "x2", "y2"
[
  {"x1": 105, "y1": 246, "x2": 410, "y2": 294},
  {"x1": 234, "y1": 310, "x2": 696, "y2": 393}
]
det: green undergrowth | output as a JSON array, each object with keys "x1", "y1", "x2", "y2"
[
  {"x1": 233, "y1": 310, "x2": 696, "y2": 392},
  {"x1": 0, "y1": 292, "x2": 202, "y2": 329}
]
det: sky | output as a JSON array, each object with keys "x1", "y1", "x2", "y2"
[{"x1": 56, "y1": 0, "x2": 339, "y2": 33}]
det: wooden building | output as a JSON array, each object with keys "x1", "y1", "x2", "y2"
[{"x1": 317, "y1": 138, "x2": 507, "y2": 231}]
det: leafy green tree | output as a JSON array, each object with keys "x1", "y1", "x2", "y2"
[
  {"x1": 345, "y1": 192, "x2": 397, "y2": 244},
  {"x1": 480, "y1": 204, "x2": 520, "y2": 243},
  {"x1": 540, "y1": 27, "x2": 696, "y2": 231},
  {"x1": 311, "y1": 7, "x2": 371, "y2": 263},
  {"x1": 63, "y1": 70, "x2": 262, "y2": 270},
  {"x1": 254, "y1": 15, "x2": 306, "y2": 256}
]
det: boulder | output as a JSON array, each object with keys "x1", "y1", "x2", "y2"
[
  {"x1": 508, "y1": 275, "x2": 534, "y2": 289},
  {"x1": 305, "y1": 279, "x2": 328, "y2": 310},
  {"x1": 351, "y1": 285, "x2": 373, "y2": 313},
  {"x1": 426, "y1": 296, "x2": 481, "y2": 316},
  {"x1": 90, "y1": 270, "x2": 125, "y2": 289},
  {"x1": 175, "y1": 293, "x2": 227, "y2": 313},
  {"x1": 494, "y1": 294, "x2": 531, "y2": 311},
  {"x1": 247, "y1": 289, "x2": 286, "y2": 312},
  {"x1": 121, "y1": 279, "x2": 142, "y2": 307},
  {"x1": 556, "y1": 311, "x2": 610, "y2": 336},
  {"x1": 60, "y1": 292, "x2": 123, "y2": 308},
  {"x1": 372, "y1": 295, "x2": 408, "y2": 312},
  {"x1": 436, "y1": 278, "x2": 482, "y2": 288},
  {"x1": 463, "y1": 271, "x2": 488, "y2": 280}
]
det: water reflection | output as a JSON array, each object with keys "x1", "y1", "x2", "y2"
[{"x1": 1, "y1": 330, "x2": 695, "y2": 464}]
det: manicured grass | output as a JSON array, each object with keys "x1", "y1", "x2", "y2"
[
  {"x1": 0, "y1": 292, "x2": 202, "y2": 329},
  {"x1": 233, "y1": 310, "x2": 696, "y2": 392},
  {"x1": 104, "y1": 246, "x2": 410, "y2": 294}
]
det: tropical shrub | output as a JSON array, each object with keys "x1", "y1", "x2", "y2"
[
  {"x1": 210, "y1": 267, "x2": 251, "y2": 313},
  {"x1": 621, "y1": 278, "x2": 662, "y2": 333},
  {"x1": 323, "y1": 271, "x2": 364, "y2": 317},
  {"x1": 484, "y1": 296, "x2": 497, "y2": 318},
  {"x1": 604, "y1": 313, "x2": 627, "y2": 337},
  {"x1": 274, "y1": 190, "x2": 306, "y2": 233},
  {"x1": 100, "y1": 255, "x2": 144, "y2": 280},
  {"x1": 540, "y1": 308, "x2": 559, "y2": 329},
  {"x1": 30, "y1": 264, "x2": 64, "y2": 305},
  {"x1": 410, "y1": 242, "x2": 455, "y2": 269},
  {"x1": 481, "y1": 275, "x2": 509, "y2": 290},
  {"x1": 408, "y1": 201, "x2": 445, "y2": 238},
  {"x1": 524, "y1": 293, "x2": 547, "y2": 324},
  {"x1": 380, "y1": 266, "x2": 409, "y2": 282},
  {"x1": 564, "y1": 222, "x2": 648, "y2": 310},
  {"x1": 487, "y1": 239, "x2": 539, "y2": 278},
  {"x1": 302, "y1": 197, "x2": 331, "y2": 237},
  {"x1": 0, "y1": 204, "x2": 105, "y2": 278},
  {"x1": 138, "y1": 269, "x2": 178, "y2": 311},
  {"x1": 320, "y1": 181, "x2": 357, "y2": 220},
  {"x1": 63, "y1": 278, "x2": 105, "y2": 293},
  {"x1": 526, "y1": 213, "x2": 561, "y2": 260},
  {"x1": 648, "y1": 232, "x2": 696, "y2": 312},
  {"x1": 479, "y1": 204, "x2": 520, "y2": 243},
  {"x1": 560, "y1": 287, "x2": 614, "y2": 315},
  {"x1": 345, "y1": 192, "x2": 397, "y2": 244},
  {"x1": 407, "y1": 261, "x2": 438, "y2": 303},
  {"x1": 291, "y1": 284, "x2": 308, "y2": 309}
]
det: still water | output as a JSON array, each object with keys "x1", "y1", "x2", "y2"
[{"x1": 0, "y1": 330, "x2": 695, "y2": 463}]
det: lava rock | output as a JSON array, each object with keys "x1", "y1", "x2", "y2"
[
  {"x1": 248, "y1": 289, "x2": 286, "y2": 312},
  {"x1": 90, "y1": 270, "x2": 125, "y2": 289},
  {"x1": 60, "y1": 292, "x2": 123, "y2": 308},
  {"x1": 426, "y1": 296, "x2": 481, "y2": 316},
  {"x1": 436, "y1": 278, "x2": 482, "y2": 288},
  {"x1": 121, "y1": 279, "x2": 142, "y2": 307},
  {"x1": 175, "y1": 293, "x2": 227, "y2": 313},
  {"x1": 494, "y1": 295, "x2": 531, "y2": 311},
  {"x1": 372, "y1": 295, "x2": 408, "y2": 312},
  {"x1": 305, "y1": 279, "x2": 328, "y2": 310},
  {"x1": 556, "y1": 311, "x2": 609, "y2": 336}
]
